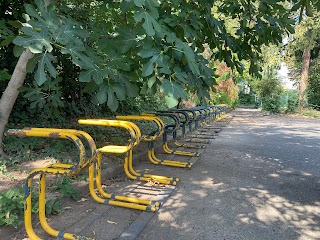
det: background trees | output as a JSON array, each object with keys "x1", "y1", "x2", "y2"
[
  {"x1": 0, "y1": 0, "x2": 317, "y2": 155},
  {"x1": 284, "y1": 11, "x2": 320, "y2": 109}
]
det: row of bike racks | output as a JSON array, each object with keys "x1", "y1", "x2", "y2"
[{"x1": 6, "y1": 105, "x2": 231, "y2": 240}]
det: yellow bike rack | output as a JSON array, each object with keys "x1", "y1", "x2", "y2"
[
  {"x1": 28, "y1": 128, "x2": 160, "y2": 209},
  {"x1": 150, "y1": 112, "x2": 201, "y2": 157},
  {"x1": 7, "y1": 129, "x2": 95, "y2": 240},
  {"x1": 115, "y1": 115, "x2": 193, "y2": 168},
  {"x1": 78, "y1": 119, "x2": 179, "y2": 185},
  {"x1": 7, "y1": 127, "x2": 160, "y2": 240}
]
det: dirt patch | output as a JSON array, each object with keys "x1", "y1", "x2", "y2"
[{"x1": 0, "y1": 158, "x2": 58, "y2": 192}]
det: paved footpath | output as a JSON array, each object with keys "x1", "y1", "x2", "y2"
[
  {"x1": 137, "y1": 108, "x2": 320, "y2": 240},
  {"x1": 3, "y1": 107, "x2": 320, "y2": 240}
]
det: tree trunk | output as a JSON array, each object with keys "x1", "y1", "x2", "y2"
[
  {"x1": 0, "y1": 0, "x2": 51, "y2": 155},
  {"x1": 0, "y1": 49, "x2": 34, "y2": 155},
  {"x1": 298, "y1": 48, "x2": 311, "y2": 108}
]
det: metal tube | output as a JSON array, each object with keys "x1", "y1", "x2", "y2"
[
  {"x1": 116, "y1": 115, "x2": 192, "y2": 168},
  {"x1": 162, "y1": 142, "x2": 200, "y2": 157},
  {"x1": 24, "y1": 178, "x2": 41, "y2": 240},
  {"x1": 95, "y1": 152, "x2": 159, "y2": 206},
  {"x1": 126, "y1": 149, "x2": 179, "y2": 183},
  {"x1": 88, "y1": 161, "x2": 156, "y2": 212},
  {"x1": 38, "y1": 173, "x2": 76, "y2": 240},
  {"x1": 149, "y1": 148, "x2": 192, "y2": 169}
]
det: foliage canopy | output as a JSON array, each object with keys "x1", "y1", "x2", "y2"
[{"x1": 0, "y1": 0, "x2": 317, "y2": 113}]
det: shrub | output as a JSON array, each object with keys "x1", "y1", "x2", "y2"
[
  {"x1": 261, "y1": 95, "x2": 282, "y2": 113},
  {"x1": 286, "y1": 90, "x2": 299, "y2": 113}
]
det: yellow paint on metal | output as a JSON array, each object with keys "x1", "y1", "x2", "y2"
[
  {"x1": 99, "y1": 145, "x2": 131, "y2": 153},
  {"x1": 77, "y1": 119, "x2": 162, "y2": 207},
  {"x1": 116, "y1": 115, "x2": 164, "y2": 141},
  {"x1": 148, "y1": 148, "x2": 192, "y2": 168},
  {"x1": 116, "y1": 115, "x2": 192, "y2": 169},
  {"x1": 95, "y1": 152, "x2": 160, "y2": 207},
  {"x1": 126, "y1": 150, "x2": 179, "y2": 183},
  {"x1": 163, "y1": 142, "x2": 200, "y2": 157},
  {"x1": 173, "y1": 140, "x2": 205, "y2": 149},
  {"x1": 7, "y1": 126, "x2": 162, "y2": 240}
]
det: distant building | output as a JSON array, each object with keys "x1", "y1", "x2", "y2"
[{"x1": 238, "y1": 81, "x2": 250, "y2": 94}]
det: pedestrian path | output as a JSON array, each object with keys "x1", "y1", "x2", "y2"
[{"x1": 4, "y1": 108, "x2": 320, "y2": 240}]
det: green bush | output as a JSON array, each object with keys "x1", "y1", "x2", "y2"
[
  {"x1": 0, "y1": 187, "x2": 38, "y2": 228},
  {"x1": 286, "y1": 90, "x2": 299, "y2": 113},
  {"x1": 261, "y1": 95, "x2": 282, "y2": 113},
  {"x1": 239, "y1": 92, "x2": 255, "y2": 105},
  {"x1": 308, "y1": 58, "x2": 320, "y2": 107},
  {"x1": 0, "y1": 175, "x2": 78, "y2": 228},
  {"x1": 51, "y1": 176, "x2": 80, "y2": 201}
]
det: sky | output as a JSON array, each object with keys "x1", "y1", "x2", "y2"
[{"x1": 278, "y1": 62, "x2": 295, "y2": 89}]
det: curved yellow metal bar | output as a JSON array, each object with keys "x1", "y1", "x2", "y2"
[
  {"x1": 162, "y1": 142, "x2": 201, "y2": 157},
  {"x1": 77, "y1": 119, "x2": 163, "y2": 205},
  {"x1": 95, "y1": 152, "x2": 160, "y2": 206},
  {"x1": 25, "y1": 167, "x2": 86, "y2": 240},
  {"x1": 7, "y1": 129, "x2": 88, "y2": 173},
  {"x1": 126, "y1": 150, "x2": 179, "y2": 183},
  {"x1": 81, "y1": 119, "x2": 142, "y2": 147},
  {"x1": 173, "y1": 140, "x2": 206, "y2": 149},
  {"x1": 148, "y1": 148, "x2": 192, "y2": 169},
  {"x1": 116, "y1": 115, "x2": 164, "y2": 141},
  {"x1": 7, "y1": 129, "x2": 91, "y2": 239},
  {"x1": 78, "y1": 119, "x2": 140, "y2": 148},
  {"x1": 88, "y1": 159, "x2": 157, "y2": 211},
  {"x1": 83, "y1": 117, "x2": 179, "y2": 183},
  {"x1": 25, "y1": 128, "x2": 97, "y2": 169},
  {"x1": 116, "y1": 115, "x2": 192, "y2": 169}
]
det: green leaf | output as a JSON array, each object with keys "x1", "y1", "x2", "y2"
[
  {"x1": 123, "y1": 81, "x2": 139, "y2": 97},
  {"x1": 0, "y1": 69, "x2": 11, "y2": 81},
  {"x1": 133, "y1": 0, "x2": 145, "y2": 7},
  {"x1": 139, "y1": 48, "x2": 161, "y2": 58},
  {"x1": 107, "y1": 90, "x2": 119, "y2": 112},
  {"x1": 13, "y1": 27, "x2": 52, "y2": 53},
  {"x1": 61, "y1": 44, "x2": 94, "y2": 69},
  {"x1": 55, "y1": 20, "x2": 89, "y2": 46},
  {"x1": 140, "y1": 83, "x2": 148, "y2": 95},
  {"x1": 145, "y1": 0, "x2": 160, "y2": 8},
  {"x1": 97, "y1": 86, "x2": 107, "y2": 104},
  {"x1": 8, "y1": 21, "x2": 23, "y2": 29},
  {"x1": 29, "y1": 53, "x2": 57, "y2": 86},
  {"x1": 115, "y1": 28, "x2": 139, "y2": 54},
  {"x1": 161, "y1": 79, "x2": 188, "y2": 99},
  {"x1": 139, "y1": 48, "x2": 162, "y2": 76},
  {"x1": 142, "y1": 56, "x2": 158, "y2": 76},
  {"x1": 79, "y1": 68, "x2": 106, "y2": 84},
  {"x1": 1, "y1": 36, "x2": 15, "y2": 46},
  {"x1": 173, "y1": 67, "x2": 187, "y2": 83},
  {"x1": 24, "y1": 4, "x2": 41, "y2": 19},
  {"x1": 172, "y1": 38, "x2": 200, "y2": 76},
  {"x1": 113, "y1": 85, "x2": 126, "y2": 101},
  {"x1": 165, "y1": 94, "x2": 179, "y2": 108},
  {"x1": 121, "y1": 0, "x2": 135, "y2": 11},
  {"x1": 147, "y1": 76, "x2": 156, "y2": 88},
  {"x1": 13, "y1": 45, "x2": 25, "y2": 57},
  {"x1": 134, "y1": 10, "x2": 161, "y2": 36},
  {"x1": 106, "y1": 51, "x2": 132, "y2": 71}
]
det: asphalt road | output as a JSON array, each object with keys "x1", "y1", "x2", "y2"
[{"x1": 138, "y1": 107, "x2": 320, "y2": 240}]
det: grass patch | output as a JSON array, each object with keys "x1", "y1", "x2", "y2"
[{"x1": 300, "y1": 109, "x2": 320, "y2": 118}]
